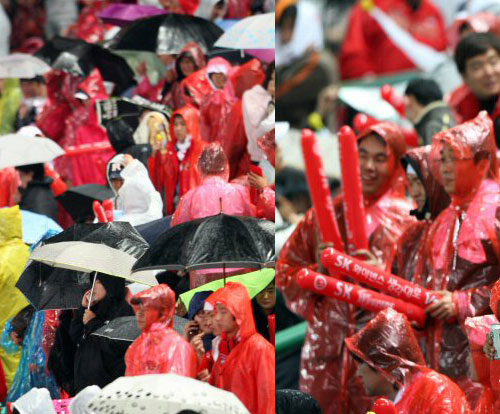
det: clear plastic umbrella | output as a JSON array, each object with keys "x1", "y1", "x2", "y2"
[
  {"x1": 0, "y1": 134, "x2": 64, "y2": 169},
  {"x1": 0, "y1": 53, "x2": 51, "y2": 78},
  {"x1": 214, "y1": 12, "x2": 274, "y2": 50},
  {"x1": 87, "y1": 374, "x2": 250, "y2": 414}
]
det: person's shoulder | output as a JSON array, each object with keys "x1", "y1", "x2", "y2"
[{"x1": 245, "y1": 333, "x2": 274, "y2": 353}]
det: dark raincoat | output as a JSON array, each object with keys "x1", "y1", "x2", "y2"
[{"x1": 69, "y1": 274, "x2": 134, "y2": 393}]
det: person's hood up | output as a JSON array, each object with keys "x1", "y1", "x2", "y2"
[
  {"x1": 132, "y1": 111, "x2": 169, "y2": 146},
  {"x1": 357, "y1": 121, "x2": 407, "y2": 204},
  {"x1": 449, "y1": 12, "x2": 500, "y2": 49},
  {"x1": 206, "y1": 282, "x2": 257, "y2": 341},
  {"x1": 401, "y1": 146, "x2": 450, "y2": 220},
  {"x1": 0, "y1": 205, "x2": 23, "y2": 244},
  {"x1": 131, "y1": 284, "x2": 176, "y2": 329},
  {"x1": 188, "y1": 290, "x2": 213, "y2": 320},
  {"x1": 276, "y1": 0, "x2": 323, "y2": 68},
  {"x1": 175, "y1": 42, "x2": 206, "y2": 81},
  {"x1": 464, "y1": 315, "x2": 497, "y2": 385},
  {"x1": 345, "y1": 308, "x2": 426, "y2": 387},
  {"x1": 76, "y1": 68, "x2": 109, "y2": 101},
  {"x1": 198, "y1": 142, "x2": 229, "y2": 181},
  {"x1": 206, "y1": 57, "x2": 231, "y2": 77},
  {"x1": 429, "y1": 111, "x2": 499, "y2": 207},
  {"x1": 96, "y1": 273, "x2": 127, "y2": 302},
  {"x1": 106, "y1": 153, "x2": 126, "y2": 198},
  {"x1": 169, "y1": 104, "x2": 201, "y2": 145}
]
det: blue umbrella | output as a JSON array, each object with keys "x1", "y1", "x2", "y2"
[{"x1": 20, "y1": 210, "x2": 62, "y2": 245}]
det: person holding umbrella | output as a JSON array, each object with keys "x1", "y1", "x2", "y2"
[
  {"x1": 125, "y1": 284, "x2": 197, "y2": 377},
  {"x1": 206, "y1": 282, "x2": 275, "y2": 414},
  {"x1": 69, "y1": 273, "x2": 135, "y2": 393},
  {"x1": 16, "y1": 163, "x2": 59, "y2": 222}
]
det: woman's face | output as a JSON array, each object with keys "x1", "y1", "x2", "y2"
[
  {"x1": 210, "y1": 73, "x2": 227, "y2": 90},
  {"x1": 89, "y1": 280, "x2": 107, "y2": 304},
  {"x1": 173, "y1": 115, "x2": 188, "y2": 142},
  {"x1": 179, "y1": 56, "x2": 196, "y2": 77},
  {"x1": 256, "y1": 282, "x2": 276, "y2": 311}
]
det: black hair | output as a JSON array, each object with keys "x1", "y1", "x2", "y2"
[
  {"x1": 454, "y1": 32, "x2": 500, "y2": 74},
  {"x1": 276, "y1": 389, "x2": 322, "y2": 414},
  {"x1": 264, "y1": 61, "x2": 275, "y2": 90},
  {"x1": 278, "y1": 5, "x2": 297, "y2": 28},
  {"x1": 176, "y1": 411, "x2": 202, "y2": 414},
  {"x1": 16, "y1": 163, "x2": 45, "y2": 180},
  {"x1": 404, "y1": 78, "x2": 443, "y2": 106},
  {"x1": 20, "y1": 75, "x2": 45, "y2": 84}
]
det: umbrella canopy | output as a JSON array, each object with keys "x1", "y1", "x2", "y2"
[
  {"x1": 99, "y1": 3, "x2": 168, "y2": 26},
  {"x1": 20, "y1": 210, "x2": 63, "y2": 245},
  {"x1": 132, "y1": 213, "x2": 275, "y2": 272},
  {"x1": 57, "y1": 184, "x2": 114, "y2": 223},
  {"x1": 135, "y1": 216, "x2": 172, "y2": 245},
  {"x1": 16, "y1": 222, "x2": 149, "y2": 310},
  {"x1": 215, "y1": 12, "x2": 274, "y2": 50},
  {"x1": 0, "y1": 134, "x2": 64, "y2": 169},
  {"x1": 35, "y1": 36, "x2": 136, "y2": 95},
  {"x1": 109, "y1": 13, "x2": 223, "y2": 54},
  {"x1": 180, "y1": 268, "x2": 275, "y2": 308},
  {"x1": 87, "y1": 374, "x2": 250, "y2": 414},
  {"x1": 92, "y1": 315, "x2": 189, "y2": 342},
  {"x1": 29, "y1": 241, "x2": 138, "y2": 278},
  {"x1": 112, "y1": 50, "x2": 167, "y2": 86},
  {"x1": 0, "y1": 53, "x2": 51, "y2": 79}
]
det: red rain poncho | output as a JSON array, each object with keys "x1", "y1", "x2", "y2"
[
  {"x1": 171, "y1": 143, "x2": 254, "y2": 226},
  {"x1": 277, "y1": 122, "x2": 415, "y2": 414},
  {"x1": 148, "y1": 105, "x2": 206, "y2": 215},
  {"x1": 421, "y1": 112, "x2": 500, "y2": 387},
  {"x1": 339, "y1": 0, "x2": 447, "y2": 80},
  {"x1": 125, "y1": 285, "x2": 197, "y2": 377},
  {"x1": 206, "y1": 282, "x2": 275, "y2": 414},
  {"x1": 136, "y1": 43, "x2": 206, "y2": 109},
  {"x1": 391, "y1": 145, "x2": 450, "y2": 285},
  {"x1": 70, "y1": 69, "x2": 115, "y2": 186},
  {"x1": 345, "y1": 308, "x2": 471, "y2": 414},
  {"x1": 0, "y1": 168, "x2": 19, "y2": 208},
  {"x1": 489, "y1": 281, "x2": 500, "y2": 404},
  {"x1": 464, "y1": 315, "x2": 500, "y2": 414},
  {"x1": 66, "y1": 0, "x2": 113, "y2": 44},
  {"x1": 217, "y1": 59, "x2": 265, "y2": 178}
]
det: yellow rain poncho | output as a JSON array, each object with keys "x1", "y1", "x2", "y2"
[{"x1": 0, "y1": 206, "x2": 30, "y2": 387}]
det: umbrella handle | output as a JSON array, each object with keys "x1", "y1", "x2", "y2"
[{"x1": 88, "y1": 272, "x2": 97, "y2": 310}]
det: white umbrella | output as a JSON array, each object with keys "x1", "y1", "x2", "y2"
[
  {"x1": 0, "y1": 134, "x2": 64, "y2": 169},
  {"x1": 13, "y1": 388, "x2": 57, "y2": 414},
  {"x1": 0, "y1": 53, "x2": 51, "y2": 78},
  {"x1": 215, "y1": 12, "x2": 274, "y2": 50},
  {"x1": 86, "y1": 374, "x2": 250, "y2": 414},
  {"x1": 30, "y1": 241, "x2": 145, "y2": 282}
]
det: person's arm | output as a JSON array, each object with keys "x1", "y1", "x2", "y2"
[
  {"x1": 254, "y1": 341, "x2": 275, "y2": 414},
  {"x1": 276, "y1": 208, "x2": 322, "y2": 323}
]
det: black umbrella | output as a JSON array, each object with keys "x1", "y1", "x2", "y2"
[
  {"x1": 135, "y1": 216, "x2": 172, "y2": 245},
  {"x1": 57, "y1": 184, "x2": 115, "y2": 223},
  {"x1": 109, "y1": 13, "x2": 223, "y2": 54},
  {"x1": 91, "y1": 315, "x2": 189, "y2": 342},
  {"x1": 35, "y1": 36, "x2": 136, "y2": 95},
  {"x1": 17, "y1": 222, "x2": 149, "y2": 310},
  {"x1": 132, "y1": 213, "x2": 275, "y2": 273}
]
